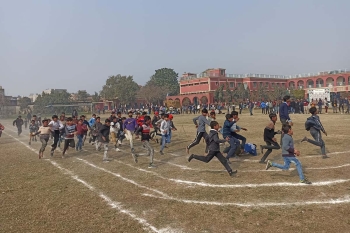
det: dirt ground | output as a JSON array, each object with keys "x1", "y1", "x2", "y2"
[{"x1": 1, "y1": 110, "x2": 350, "y2": 233}]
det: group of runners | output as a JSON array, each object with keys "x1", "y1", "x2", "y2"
[{"x1": 1, "y1": 94, "x2": 329, "y2": 184}]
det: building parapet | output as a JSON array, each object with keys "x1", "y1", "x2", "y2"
[{"x1": 180, "y1": 69, "x2": 350, "y2": 81}]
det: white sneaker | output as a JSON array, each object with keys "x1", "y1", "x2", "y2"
[{"x1": 115, "y1": 148, "x2": 121, "y2": 152}]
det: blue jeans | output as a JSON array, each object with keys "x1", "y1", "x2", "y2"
[
  {"x1": 168, "y1": 130, "x2": 172, "y2": 143},
  {"x1": 232, "y1": 133, "x2": 246, "y2": 149},
  {"x1": 225, "y1": 136, "x2": 240, "y2": 159},
  {"x1": 272, "y1": 157, "x2": 305, "y2": 180},
  {"x1": 160, "y1": 134, "x2": 169, "y2": 152},
  {"x1": 76, "y1": 134, "x2": 83, "y2": 150}
]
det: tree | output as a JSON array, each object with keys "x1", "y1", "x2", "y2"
[
  {"x1": 268, "y1": 86, "x2": 287, "y2": 100},
  {"x1": 256, "y1": 83, "x2": 269, "y2": 100},
  {"x1": 233, "y1": 83, "x2": 249, "y2": 101},
  {"x1": 91, "y1": 92, "x2": 101, "y2": 102},
  {"x1": 214, "y1": 85, "x2": 225, "y2": 102},
  {"x1": 138, "y1": 80, "x2": 168, "y2": 105},
  {"x1": 34, "y1": 90, "x2": 72, "y2": 113},
  {"x1": 100, "y1": 75, "x2": 140, "y2": 105},
  {"x1": 149, "y1": 68, "x2": 179, "y2": 96},
  {"x1": 76, "y1": 90, "x2": 89, "y2": 101},
  {"x1": 18, "y1": 97, "x2": 32, "y2": 111},
  {"x1": 225, "y1": 81, "x2": 233, "y2": 103}
]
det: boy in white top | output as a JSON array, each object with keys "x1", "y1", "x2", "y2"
[
  {"x1": 48, "y1": 115, "x2": 64, "y2": 157},
  {"x1": 159, "y1": 114, "x2": 170, "y2": 155}
]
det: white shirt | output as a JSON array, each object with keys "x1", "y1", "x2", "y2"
[{"x1": 48, "y1": 120, "x2": 64, "y2": 131}]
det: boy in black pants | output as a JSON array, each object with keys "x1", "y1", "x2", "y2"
[
  {"x1": 301, "y1": 107, "x2": 329, "y2": 159},
  {"x1": 188, "y1": 121, "x2": 237, "y2": 177},
  {"x1": 259, "y1": 113, "x2": 281, "y2": 163}
]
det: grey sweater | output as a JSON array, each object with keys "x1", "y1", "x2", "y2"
[
  {"x1": 282, "y1": 134, "x2": 295, "y2": 157},
  {"x1": 206, "y1": 129, "x2": 226, "y2": 152},
  {"x1": 193, "y1": 115, "x2": 211, "y2": 132}
]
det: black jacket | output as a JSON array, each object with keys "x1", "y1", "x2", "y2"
[
  {"x1": 13, "y1": 118, "x2": 23, "y2": 127},
  {"x1": 98, "y1": 124, "x2": 110, "y2": 143},
  {"x1": 305, "y1": 115, "x2": 325, "y2": 132},
  {"x1": 206, "y1": 129, "x2": 226, "y2": 152}
]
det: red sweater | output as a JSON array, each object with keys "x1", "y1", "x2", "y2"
[{"x1": 76, "y1": 124, "x2": 88, "y2": 135}]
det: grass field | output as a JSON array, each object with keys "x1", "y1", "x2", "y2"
[{"x1": 1, "y1": 111, "x2": 350, "y2": 233}]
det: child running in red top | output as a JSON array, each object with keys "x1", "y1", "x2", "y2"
[
  {"x1": 135, "y1": 116, "x2": 155, "y2": 168},
  {"x1": 76, "y1": 119, "x2": 88, "y2": 151}
]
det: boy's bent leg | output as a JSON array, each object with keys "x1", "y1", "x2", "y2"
[
  {"x1": 214, "y1": 151, "x2": 234, "y2": 172},
  {"x1": 290, "y1": 158, "x2": 305, "y2": 180},
  {"x1": 272, "y1": 157, "x2": 291, "y2": 170},
  {"x1": 226, "y1": 137, "x2": 240, "y2": 159},
  {"x1": 192, "y1": 151, "x2": 215, "y2": 163},
  {"x1": 187, "y1": 132, "x2": 203, "y2": 150}
]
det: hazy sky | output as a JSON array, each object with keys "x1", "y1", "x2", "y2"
[{"x1": 1, "y1": 0, "x2": 349, "y2": 96}]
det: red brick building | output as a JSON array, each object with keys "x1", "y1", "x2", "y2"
[{"x1": 166, "y1": 68, "x2": 350, "y2": 106}]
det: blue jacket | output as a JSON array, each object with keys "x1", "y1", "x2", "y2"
[
  {"x1": 222, "y1": 120, "x2": 235, "y2": 138},
  {"x1": 260, "y1": 102, "x2": 266, "y2": 108},
  {"x1": 279, "y1": 102, "x2": 290, "y2": 121}
]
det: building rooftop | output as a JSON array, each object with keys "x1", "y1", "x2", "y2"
[{"x1": 180, "y1": 68, "x2": 350, "y2": 81}]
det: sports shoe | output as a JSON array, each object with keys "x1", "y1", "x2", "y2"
[
  {"x1": 226, "y1": 158, "x2": 231, "y2": 164},
  {"x1": 228, "y1": 170, "x2": 238, "y2": 177},
  {"x1": 160, "y1": 151, "x2": 164, "y2": 155},
  {"x1": 188, "y1": 154, "x2": 194, "y2": 162},
  {"x1": 29, "y1": 141, "x2": 31, "y2": 145},
  {"x1": 266, "y1": 160, "x2": 272, "y2": 170},
  {"x1": 322, "y1": 155, "x2": 330, "y2": 159},
  {"x1": 301, "y1": 136, "x2": 308, "y2": 143},
  {"x1": 259, "y1": 160, "x2": 265, "y2": 164},
  {"x1": 89, "y1": 138, "x2": 92, "y2": 143},
  {"x1": 103, "y1": 157, "x2": 112, "y2": 162},
  {"x1": 132, "y1": 153, "x2": 138, "y2": 163},
  {"x1": 148, "y1": 163, "x2": 156, "y2": 168},
  {"x1": 50, "y1": 151, "x2": 54, "y2": 157},
  {"x1": 300, "y1": 178, "x2": 312, "y2": 184},
  {"x1": 115, "y1": 148, "x2": 121, "y2": 152},
  {"x1": 260, "y1": 145, "x2": 263, "y2": 154}
]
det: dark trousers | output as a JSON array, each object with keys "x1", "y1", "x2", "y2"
[
  {"x1": 17, "y1": 126, "x2": 22, "y2": 136},
  {"x1": 193, "y1": 150, "x2": 232, "y2": 173},
  {"x1": 260, "y1": 141, "x2": 280, "y2": 162},
  {"x1": 232, "y1": 133, "x2": 246, "y2": 149},
  {"x1": 51, "y1": 130, "x2": 60, "y2": 151},
  {"x1": 187, "y1": 131, "x2": 209, "y2": 152},
  {"x1": 63, "y1": 139, "x2": 75, "y2": 154}
]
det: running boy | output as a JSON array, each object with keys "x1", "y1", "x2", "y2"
[
  {"x1": 13, "y1": 115, "x2": 24, "y2": 136},
  {"x1": 301, "y1": 106, "x2": 329, "y2": 159},
  {"x1": 186, "y1": 108, "x2": 211, "y2": 154},
  {"x1": 33, "y1": 119, "x2": 51, "y2": 159},
  {"x1": 188, "y1": 121, "x2": 237, "y2": 177},
  {"x1": 259, "y1": 113, "x2": 281, "y2": 163},
  {"x1": 62, "y1": 117, "x2": 77, "y2": 158},
  {"x1": 48, "y1": 115, "x2": 64, "y2": 156},
  {"x1": 135, "y1": 116, "x2": 156, "y2": 168},
  {"x1": 159, "y1": 114, "x2": 170, "y2": 155},
  {"x1": 123, "y1": 111, "x2": 138, "y2": 153},
  {"x1": 28, "y1": 120, "x2": 39, "y2": 145},
  {"x1": 76, "y1": 119, "x2": 88, "y2": 151},
  {"x1": 91, "y1": 117, "x2": 102, "y2": 148},
  {"x1": 98, "y1": 119, "x2": 112, "y2": 162},
  {"x1": 266, "y1": 124, "x2": 311, "y2": 184}
]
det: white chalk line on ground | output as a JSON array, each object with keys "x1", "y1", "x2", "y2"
[
  {"x1": 3, "y1": 131, "x2": 166, "y2": 233},
  {"x1": 5, "y1": 130, "x2": 350, "y2": 208},
  {"x1": 142, "y1": 193, "x2": 350, "y2": 208}
]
